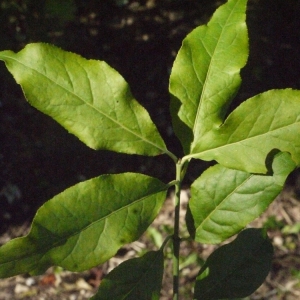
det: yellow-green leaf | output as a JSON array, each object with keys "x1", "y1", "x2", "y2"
[
  {"x1": 190, "y1": 89, "x2": 300, "y2": 173},
  {"x1": 187, "y1": 152, "x2": 295, "y2": 244},
  {"x1": 0, "y1": 173, "x2": 168, "y2": 277},
  {"x1": 169, "y1": 0, "x2": 248, "y2": 153},
  {"x1": 0, "y1": 44, "x2": 168, "y2": 157}
]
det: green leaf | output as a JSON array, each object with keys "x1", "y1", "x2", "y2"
[
  {"x1": 91, "y1": 250, "x2": 164, "y2": 300},
  {"x1": 194, "y1": 228, "x2": 273, "y2": 300},
  {"x1": 169, "y1": 94, "x2": 193, "y2": 155},
  {"x1": 282, "y1": 222, "x2": 300, "y2": 235},
  {"x1": 0, "y1": 173, "x2": 168, "y2": 277},
  {"x1": 0, "y1": 43, "x2": 168, "y2": 157},
  {"x1": 187, "y1": 152, "x2": 295, "y2": 244},
  {"x1": 190, "y1": 89, "x2": 300, "y2": 173},
  {"x1": 169, "y1": 0, "x2": 248, "y2": 153}
]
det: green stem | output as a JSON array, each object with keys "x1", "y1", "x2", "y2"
[
  {"x1": 161, "y1": 235, "x2": 173, "y2": 251},
  {"x1": 166, "y1": 149, "x2": 178, "y2": 164},
  {"x1": 173, "y1": 160, "x2": 183, "y2": 300},
  {"x1": 181, "y1": 154, "x2": 193, "y2": 165}
]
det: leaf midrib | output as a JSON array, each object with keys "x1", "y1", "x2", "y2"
[
  {"x1": 125, "y1": 252, "x2": 162, "y2": 298},
  {"x1": 189, "y1": 119, "x2": 300, "y2": 161},
  {"x1": 194, "y1": 173, "x2": 254, "y2": 235}
]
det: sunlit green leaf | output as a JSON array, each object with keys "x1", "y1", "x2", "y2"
[
  {"x1": 194, "y1": 228, "x2": 273, "y2": 300},
  {"x1": 91, "y1": 250, "x2": 164, "y2": 300},
  {"x1": 169, "y1": 0, "x2": 248, "y2": 153},
  {"x1": 0, "y1": 44, "x2": 168, "y2": 157},
  {"x1": 190, "y1": 89, "x2": 300, "y2": 173},
  {"x1": 187, "y1": 152, "x2": 295, "y2": 244},
  {"x1": 0, "y1": 173, "x2": 168, "y2": 277},
  {"x1": 282, "y1": 222, "x2": 300, "y2": 235}
]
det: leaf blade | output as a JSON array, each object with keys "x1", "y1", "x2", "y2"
[
  {"x1": 194, "y1": 228, "x2": 273, "y2": 300},
  {"x1": 187, "y1": 152, "x2": 295, "y2": 244},
  {"x1": 169, "y1": 0, "x2": 248, "y2": 152},
  {"x1": 91, "y1": 250, "x2": 164, "y2": 300},
  {"x1": 190, "y1": 89, "x2": 300, "y2": 173},
  {"x1": 0, "y1": 43, "x2": 168, "y2": 156},
  {"x1": 0, "y1": 173, "x2": 168, "y2": 277}
]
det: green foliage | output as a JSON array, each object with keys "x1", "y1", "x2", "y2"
[
  {"x1": 0, "y1": 173, "x2": 168, "y2": 277},
  {"x1": 169, "y1": 0, "x2": 248, "y2": 154},
  {"x1": 91, "y1": 250, "x2": 164, "y2": 300},
  {"x1": 194, "y1": 229, "x2": 273, "y2": 300},
  {"x1": 189, "y1": 89, "x2": 300, "y2": 173},
  {"x1": 0, "y1": 0, "x2": 299, "y2": 299},
  {"x1": 263, "y1": 216, "x2": 285, "y2": 231},
  {"x1": 0, "y1": 44, "x2": 169, "y2": 157},
  {"x1": 187, "y1": 152, "x2": 295, "y2": 244},
  {"x1": 282, "y1": 222, "x2": 300, "y2": 235}
]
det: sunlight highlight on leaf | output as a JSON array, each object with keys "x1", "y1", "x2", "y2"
[
  {"x1": 169, "y1": 0, "x2": 248, "y2": 153},
  {"x1": 189, "y1": 89, "x2": 300, "y2": 173},
  {"x1": 0, "y1": 44, "x2": 169, "y2": 157},
  {"x1": 0, "y1": 173, "x2": 168, "y2": 277},
  {"x1": 187, "y1": 152, "x2": 296, "y2": 244}
]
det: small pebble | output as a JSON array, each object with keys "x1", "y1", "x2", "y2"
[
  {"x1": 14, "y1": 283, "x2": 29, "y2": 294},
  {"x1": 76, "y1": 278, "x2": 93, "y2": 290},
  {"x1": 25, "y1": 277, "x2": 36, "y2": 286},
  {"x1": 273, "y1": 235, "x2": 283, "y2": 247}
]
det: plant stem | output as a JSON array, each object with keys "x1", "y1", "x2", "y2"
[
  {"x1": 173, "y1": 160, "x2": 182, "y2": 300},
  {"x1": 166, "y1": 149, "x2": 178, "y2": 164},
  {"x1": 161, "y1": 235, "x2": 173, "y2": 250}
]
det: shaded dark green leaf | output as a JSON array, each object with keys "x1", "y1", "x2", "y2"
[
  {"x1": 194, "y1": 228, "x2": 273, "y2": 300},
  {"x1": 91, "y1": 250, "x2": 164, "y2": 300}
]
